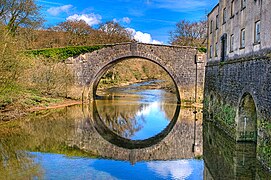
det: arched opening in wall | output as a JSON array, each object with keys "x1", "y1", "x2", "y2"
[
  {"x1": 95, "y1": 57, "x2": 177, "y2": 97},
  {"x1": 92, "y1": 57, "x2": 180, "y2": 102},
  {"x1": 236, "y1": 93, "x2": 257, "y2": 142},
  {"x1": 91, "y1": 57, "x2": 180, "y2": 145}
]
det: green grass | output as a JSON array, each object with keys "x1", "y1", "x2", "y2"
[
  {"x1": 0, "y1": 84, "x2": 24, "y2": 109},
  {"x1": 25, "y1": 45, "x2": 105, "y2": 61},
  {"x1": 0, "y1": 84, "x2": 63, "y2": 111},
  {"x1": 21, "y1": 93, "x2": 62, "y2": 108}
]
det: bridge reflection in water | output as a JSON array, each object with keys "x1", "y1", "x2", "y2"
[
  {"x1": 1, "y1": 100, "x2": 271, "y2": 178},
  {"x1": 68, "y1": 102, "x2": 203, "y2": 163},
  {"x1": 0, "y1": 100, "x2": 203, "y2": 178}
]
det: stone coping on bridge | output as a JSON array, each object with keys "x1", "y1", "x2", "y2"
[
  {"x1": 27, "y1": 42, "x2": 199, "y2": 53},
  {"x1": 95, "y1": 42, "x2": 199, "y2": 50}
]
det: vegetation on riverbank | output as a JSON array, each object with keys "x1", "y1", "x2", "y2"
[
  {"x1": 0, "y1": 107, "x2": 101, "y2": 179},
  {"x1": 0, "y1": 0, "x2": 206, "y2": 121},
  {"x1": 25, "y1": 45, "x2": 105, "y2": 61},
  {"x1": 97, "y1": 58, "x2": 176, "y2": 93}
]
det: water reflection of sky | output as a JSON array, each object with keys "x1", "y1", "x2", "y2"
[
  {"x1": 132, "y1": 101, "x2": 169, "y2": 140},
  {"x1": 127, "y1": 88, "x2": 176, "y2": 140},
  {"x1": 31, "y1": 152, "x2": 203, "y2": 180},
  {"x1": 98, "y1": 81, "x2": 178, "y2": 140}
]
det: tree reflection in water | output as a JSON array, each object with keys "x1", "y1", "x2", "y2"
[
  {"x1": 104, "y1": 112, "x2": 144, "y2": 139},
  {"x1": 0, "y1": 102, "x2": 205, "y2": 179},
  {"x1": 0, "y1": 126, "x2": 44, "y2": 179},
  {"x1": 95, "y1": 88, "x2": 177, "y2": 140}
]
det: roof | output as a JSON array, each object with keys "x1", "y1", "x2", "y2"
[{"x1": 207, "y1": 3, "x2": 219, "y2": 17}]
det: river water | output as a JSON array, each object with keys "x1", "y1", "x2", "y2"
[{"x1": 0, "y1": 80, "x2": 270, "y2": 179}]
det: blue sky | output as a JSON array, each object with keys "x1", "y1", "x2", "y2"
[{"x1": 37, "y1": 0, "x2": 218, "y2": 44}]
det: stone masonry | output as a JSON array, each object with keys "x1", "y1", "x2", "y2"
[
  {"x1": 206, "y1": 0, "x2": 271, "y2": 169},
  {"x1": 66, "y1": 42, "x2": 205, "y2": 102}
]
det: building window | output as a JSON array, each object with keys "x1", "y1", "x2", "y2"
[
  {"x1": 210, "y1": 45, "x2": 213, "y2": 58},
  {"x1": 215, "y1": 42, "x2": 218, "y2": 57},
  {"x1": 216, "y1": 15, "x2": 219, "y2": 29},
  {"x1": 210, "y1": 20, "x2": 213, "y2": 34},
  {"x1": 241, "y1": 0, "x2": 246, "y2": 9},
  {"x1": 231, "y1": 1, "x2": 235, "y2": 17},
  {"x1": 223, "y1": 8, "x2": 227, "y2": 24},
  {"x1": 240, "y1": 29, "x2": 245, "y2": 48},
  {"x1": 230, "y1": 34, "x2": 234, "y2": 52},
  {"x1": 221, "y1": 34, "x2": 227, "y2": 61},
  {"x1": 255, "y1": 21, "x2": 260, "y2": 43}
]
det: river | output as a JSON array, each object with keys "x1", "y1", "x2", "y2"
[{"x1": 0, "y1": 80, "x2": 270, "y2": 179}]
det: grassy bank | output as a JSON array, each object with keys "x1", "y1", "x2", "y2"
[
  {"x1": 0, "y1": 88, "x2": 81, "y2": 121},
  {"x1": 25, "y1": 45, "x2": 105, "y2": 61},
  {"x1": 0, "y1": 44, "x2": 102, "y2": 120},
  {"x1": 1, "y1": 39, "x2": 177, "y2": 121}
]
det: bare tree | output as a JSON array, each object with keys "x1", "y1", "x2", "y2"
[
  {"x1": 51, "y1": 20, "x2": 94, "y2": 46},
  {"x1": 52, "y1": 20, "x2": 93, "y2": 36},
  {"x1": 0, "y1": 0, "x2": 43, "y2": 34},
  {"x1": 98, "y1": 21, "x2": 132, "y2": 43},
  {"x1": 0, "y1": 26, "x2": 26, "y2": 92},
  {"x1": 0, "y1": 0, "x2": 8, "y2": 18},
  {"x1": 169, "y1": 20, "x2": 207, "y2": 47}
]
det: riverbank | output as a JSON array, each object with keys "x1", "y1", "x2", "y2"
[
  {"x1": 0, "y1": 80, "x2": 200, "y2": 121},
  {"x1": 0, "y1": 96, "x2": 82, "y2": 122},
  {"x1": 97, "y1": 79, "x2": 176, "y2": 95}
]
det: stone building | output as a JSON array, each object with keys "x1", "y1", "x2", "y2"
[
  {"x1": 207, "y1": 0, "x2": 271, "y2": 61},
  {"x1": 205, "y1": 0, "x2": 271, "y2": 169}
]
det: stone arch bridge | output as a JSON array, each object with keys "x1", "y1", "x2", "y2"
[{"x1": 66, "y1": 42, "x2": 205, "y2": 102}]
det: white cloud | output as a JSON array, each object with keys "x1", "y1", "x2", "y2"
[
  {"x1": 122, "y1": 17, "x2": 131, "y2": 24},
  {"x1": 66, "y1": 13, "x2": 102, "y2": 26},
  {"x1": 113, "y1": 17, "x2": 131, "y2": 24},
  {"x1": 126, "y1": 28, "x2": 163, "y2": 45},
  {"x1": 152, "y1": 40, "x2": 163, "y2": 44},
  {"x1": 147, "y1": 160, "x2": 193, "y2": 179},
  {"x1": 136, "y1": 102, "x2": 161, "y2": 116},
  {"x1": 47, "y1": 5, "x2": 73, "y2": 16}
]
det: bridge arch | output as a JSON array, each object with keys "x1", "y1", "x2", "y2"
[
  {"x1": 91, "y1": 54, "x2": 181, "y2": 102},
  {"x1": 236, "y1": 92, "x2": 257, "y2": 142},
  {"x1": 69, "y1": 42, "x2": 201, "y2": 102}
]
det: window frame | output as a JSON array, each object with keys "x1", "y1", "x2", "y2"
[
  {"x1": 215, "y1": 15, "x2": 219, "y2": 29},
  {"x1": 240, "y1": 29, "x2": 245, "y2": 49},
  {"x1": 230, "y1": 34, "x2": 234, "y2": 52},
  {"x1": 231, "y1": 0, "x2": 235, "y2": 17},
  {"x1": 210, "y1": 20, "x2": 213, "y2": 34},
  {"x1": 215, "y1": 42, "x2": 218, "y2": 57},
  {"x1": 254, "y1": 21, "x2": 260, "y2": 44},
  {"x1": 210, "y1": 45, "x2": 213, "y2": 58},
  {"x1": 220, "y1": 33, "x2": 227, "y2": 62},
  {"x1": 223, "y1": 8, "x2": 227, "y2": 24}
]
